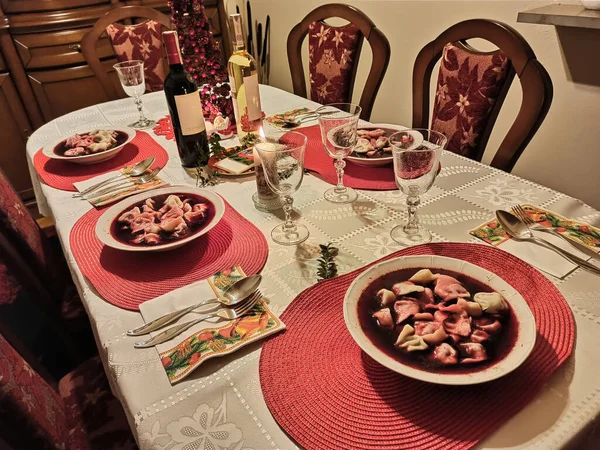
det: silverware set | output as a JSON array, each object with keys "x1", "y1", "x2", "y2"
[
  {"x1": 131, "y1": 275, "x2": 264, "y2": 348},
  {"x1": 73, "y1": 157, "x2": 158, "y2": 199},
  {"x1": 496, "y1": 205, "x2": 600, "y2": 275}
]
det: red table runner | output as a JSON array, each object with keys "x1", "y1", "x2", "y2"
[
  {"x1": 260, "y1": 243, "x2": 574, "y2": 450},
  {"x1": 33, "y1": 131, "x2": 169, "y2": 191},
  {"x1": 297, "y1": 125, "x2": 397, "y2": 190},
  {"x1": 70, "y1": 198, "x2": 268, "y2": 310}
]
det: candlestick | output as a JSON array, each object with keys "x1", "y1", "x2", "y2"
[{"x1": 252, "y1": 139, "x2": 283, "y2": 211}]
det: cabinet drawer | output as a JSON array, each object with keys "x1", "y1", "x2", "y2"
[
  {"x1": 8, "y1": 4, "x2": 114, "y2": 34},
  {"x1": 15, "y1": 28, "x2": 115, "y2": 70},
  {"x1": 0, "y1": 0, "x2": 110, "y2": 14},
  {"x1": 28, "y1": 59, "x2": 122, "y2": 121}
]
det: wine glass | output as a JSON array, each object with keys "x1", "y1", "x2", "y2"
[
  {"x1": 389, "y1": 129, "x2": 447, "y2": 245},
  {"x1": 316, "y1": 103, "x2": 361, "y2": 203},
  {"x1": 113, "y1": 61, "x2": 156, "y2": 129},
  {"x1": 255, "y1": 131, "x2": 309, "y2": 245}
]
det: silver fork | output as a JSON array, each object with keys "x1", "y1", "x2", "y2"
[
  {"x1": 83, "y1": 168, "x2": 160, "y2": 200},
  {"x1": 134, "y1": 291, "x2": 263, "y2": 348},
  {"x1": 512, "y1": 205, "x2": 600, "y2": 261}
]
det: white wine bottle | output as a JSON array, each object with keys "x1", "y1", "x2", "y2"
[{"x1": 228, "y1": 13, "x2": 263, "y2": 138}]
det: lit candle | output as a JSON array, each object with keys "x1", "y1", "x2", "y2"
[{"x1": 253, "y1": 128, "x2": 282, "y2": 209}]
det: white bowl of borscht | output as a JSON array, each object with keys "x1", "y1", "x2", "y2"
[
  {"x1": 42, "y1": 127, "x2": 135, "y2": 164},
  {"x1": 343, "y1": 255, "x2": 536, "y2": 385},
  {"x1": 95, "y1": 187, "x2": 225, "y2": 252}
]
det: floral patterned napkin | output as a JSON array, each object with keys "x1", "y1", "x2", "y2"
[
  {"x1": 470, "y1": 204, "x2": 600, "y2": 250},
  {"x1": 73, "y1": 166, "x2": 167, "y2": 207},
  {"x1": 469, "y1": 204, "x2": 600, "y2": 278},
  {"x1": 139, "y1": 266, "x2": 284, "y2": 384},
  {"x1": 266, "y1": 107, "x2": 313, "y2": 129}
]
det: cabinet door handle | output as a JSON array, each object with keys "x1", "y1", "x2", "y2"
[{"x1": 69, "y1": 44, "x2": 82, "y2": 52}]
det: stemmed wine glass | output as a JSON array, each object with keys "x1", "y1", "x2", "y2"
[
  {"x1": 255, "y1": 131, "x2": 309, "y2": 245},
  {"x1": 389, "y1": 129, "x2": 447, "y2": 245},
  {"x1": 316, "y1": 103, "x2": 361, "y2": 203},
  {"x1": 113, "y1": 61, "x2": 156, "y2": 129}
]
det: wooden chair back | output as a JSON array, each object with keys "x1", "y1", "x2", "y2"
[
  {"x1": 287, "y1": 3, "x2": 390, "y2": 121},
  {"x1": 413, "y1": 19, "x2": 553, "y2": 172},
  {"x1": 81, "y1": 5, "x2": 171, "y2": 101}
]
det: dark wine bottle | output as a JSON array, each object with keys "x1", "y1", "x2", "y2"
[{"x1": 162, "y1": 30, "x2": 210, "y2": 169}]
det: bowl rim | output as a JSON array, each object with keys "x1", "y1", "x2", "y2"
[
  {"x1": 42, "y1": 126, "x2": 135, "y2": 162},
  {"x1": 95, "y1": 186, "x2": 225, "y2": 252},
  {"x1": 343, "y1": 255, "x2": 537, "y2": 385},
  {"x1": 346, "y1": 123, "x2": 407, "y2": 163}
]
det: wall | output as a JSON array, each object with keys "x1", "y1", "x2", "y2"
[{"x1": 226, "y1": 0, "x2": 600, "y2": 209}]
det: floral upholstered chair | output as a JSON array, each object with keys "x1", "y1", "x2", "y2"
[
  {"x1": 0, "y1": 167, "x2": 89, "y2": 360},
  {"x1": 82, "y1": 6, "x2": 172, "y2": 101},
  {"x1": 0, "y1": 332, "x2": 136, "y2": 449},
  {"x1": 287, "y1": 4, "x2": 390, "y2": 120},
  {"x1": 412, "y1": 19, "x2": 553, "y2": 172}
]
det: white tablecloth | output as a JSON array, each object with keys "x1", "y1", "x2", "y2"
[{"x1": 26, "y1": 85, "x2": 600, "y2": 450}]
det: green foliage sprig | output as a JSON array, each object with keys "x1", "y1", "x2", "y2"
[{"x1": 317, "y1": 243, "x2": 339, "y2": 281}]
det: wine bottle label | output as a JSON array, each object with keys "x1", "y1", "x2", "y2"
[
  {"x1": 174, "y1": 92, "x2": 206, "y2": 135},
  {"x1": 244, "y1": 73, "x2": 262, "y2": 121}
]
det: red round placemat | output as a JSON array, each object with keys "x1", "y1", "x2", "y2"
[
  {"x1": 69, "y1": 198, "x2": 268, "y2": 310},
  {"x1": 260, "y1": 243, "x2": 574, "y2": 450},
  {"x1": 297, "y1": 125, "x2": 397, "y2": 190},
  {"x1": 33, "y1": 131, "x2": 169, "y2": 191}
]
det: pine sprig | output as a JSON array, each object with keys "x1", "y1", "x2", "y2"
[{"x1": 317, "y1": 243, "x2": 339, "y2": 281}]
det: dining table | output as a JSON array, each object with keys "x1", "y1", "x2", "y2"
[{"x1": 26, "y1": 84, "x2": 600, "y2": 449}]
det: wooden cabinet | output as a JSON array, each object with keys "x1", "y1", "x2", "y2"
[
  {"x1": 0, "y1": 73, "x2": 34, "y2": 198},
  {"x1": 0, "y1": 0, "x2": 230, "y2": 202}
]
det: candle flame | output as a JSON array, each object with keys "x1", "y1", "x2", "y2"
[{"x1": 258, "y1": 126, "x2": 266, "y2": 140}]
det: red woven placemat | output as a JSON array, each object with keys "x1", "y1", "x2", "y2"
[
  {"x1": 33, "y1": 131, "x2": 169, "y2": 191},
  {"x1": 69, "y1": 198, "x2": 268, "y2": 310},
  {"x1": 297, "y1": 125, "x2": 397, "y2": 190},
  {"x1": 260, "y1": 243, "x2": 574, "y2": 450}
]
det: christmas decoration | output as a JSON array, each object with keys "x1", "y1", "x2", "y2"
[{"x1": 169, "y1": 0, "x2": 234, "y2": 122}]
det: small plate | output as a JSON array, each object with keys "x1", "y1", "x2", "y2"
[
  {"x1": 95, "y1": 186, "x2": 225, "y2": 252},
  {"x1": 42, "y1": 127, "x2": 135, "y2": 165},
  {"x1": 346, "y1": 123, "x2": 406, "y2": 167},
  {"x1": 343, "y1": 255, "x2": 537, "y2": 385}
]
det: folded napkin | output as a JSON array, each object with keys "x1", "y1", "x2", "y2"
[
  {"x1": 266, "y1": 107, "x2": 314, "y2": 129},
  {"x1": 470, "y1": 204, "x2": 600, "y2": 278},
  {"x1": 73, "y1": 166, "x2": 167, "y2": 207},
  {"x1": 139, "y1": 266, "x2": 285, "y2": 384}
]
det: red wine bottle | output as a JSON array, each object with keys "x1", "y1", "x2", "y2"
[{"x1": 162, "y1": 31, "x2": 210, "y2": 168}]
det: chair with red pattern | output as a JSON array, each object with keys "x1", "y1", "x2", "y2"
[
  {"x1": 413, "y1": 19, "x2": 553, "y2": 172},
  {"x1": 0, "y1": 167, "x2": 90, "y2": 364},
  {"x1": 287, "y1": 4, "x2": 391, "y2": 121},
  {"x1": 81, "y1": 5, "x2": 172, "y2": 101},
  {"x1": 0, "y1": 331, "x2": 136, "y2": 450}
]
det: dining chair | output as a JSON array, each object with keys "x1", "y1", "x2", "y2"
[
  {"x1": 412, "y1": 19, "x2": 553, "y2": 172},
  {"x1": 0, "y1": 167, "x2": 91, "y2": 363},
  {"x1": 287, "y1": 3, "x2": 391, "y2": 121},
  {"x1": 81, "y1": 5, "x2": 172, "y2": 101},
  {"x1": 0, "y1": 332, "x2": 136, "y2": 450}
]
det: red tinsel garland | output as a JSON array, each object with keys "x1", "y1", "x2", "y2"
[{"x1": 168, "y1": 0, "x2": 234, "y2": 123}]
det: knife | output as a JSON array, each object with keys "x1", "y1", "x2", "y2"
[{"x1": 246, "y1": 1, "x2": 253, "y2": 57}]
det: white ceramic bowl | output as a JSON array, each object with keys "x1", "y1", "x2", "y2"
[
  {"x1": 42, "y1": 127, "x2": 135, "y2": 165},
  {"x1": 343, "y1": 255, "x2": 536, "y2": 385},
  {"x1": 95, "y1": 186, "x2": 225, "y2": 252},
  {"x1": 346, "y1": 123, "x2": 406, "y2": 167}
]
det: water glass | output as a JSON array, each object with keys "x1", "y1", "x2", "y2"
[
  {"x1": 316, "y1": 103, "x2": 361, "y2": 203},
  {"x1": 114, "y1": 61, "x2": 156, "y2": 129},
  {"x1": 389, "y1": 129, "x2": 447, "y2": 245},
  {"x1": 255, "y1": 131, "x2": 309, "y2": 245}
]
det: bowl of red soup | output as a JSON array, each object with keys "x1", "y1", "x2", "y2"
[
  {"x1": 95, "y1": 187, "x2": 225, "y2": 252},
  {"x1": 42, "y1": 127, "x2": 134, "y2": 164},
  {"x1": 343, "y1": 255, "x2": 536, "y2": 385}
]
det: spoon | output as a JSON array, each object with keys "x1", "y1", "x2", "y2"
[
  {"x1": 496, "y1": 210, "x2": 600, "y2": 275},
  {"x1": 282, "y1": 113, "x2": 318, "y2": 129},
  {"x1": 73, "y1": 157, "x2": 155, "y2": 197},
  {"x1": 126, "y1": 274, "x2": 263, "y2": 336}
]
